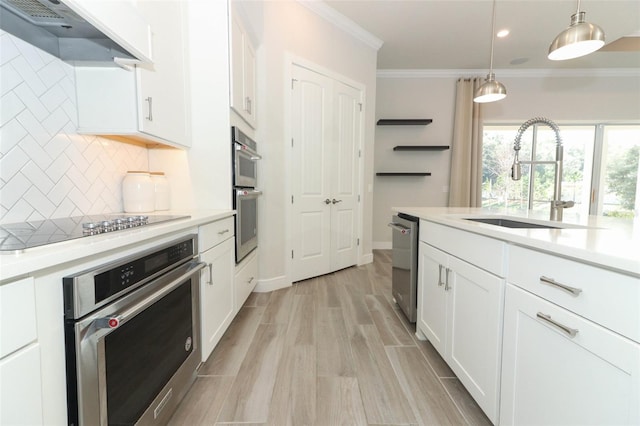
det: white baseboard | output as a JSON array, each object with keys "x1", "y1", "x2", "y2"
[
  {"x1": 372, "y1": 241, "x2": 392, "y2": 250},
  {"x1": 359, "y1": 252, "x2": 373, "y2": 265},
  {"x1": 254, "y1": 274, "x2": 290, "y2": 293}
]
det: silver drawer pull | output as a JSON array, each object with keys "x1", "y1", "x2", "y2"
[
  {"x1": 248, "y1": 276, "x2": 254, "y2": 284},
  {"x1": 438, "y1": 264, "x2": 444, "y2": 286},
  {"x1": 540, "y1": 276, "x2": 582, "y2": 296},
  {"x1": 218, "y1": 229, "x2": 230, "y2": 235},
  {"x1": 536, "y1": 312, "x2": 579, "y2": 337}
]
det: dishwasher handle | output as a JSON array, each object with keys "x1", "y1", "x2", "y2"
[{"x1": 388, "y1": 222, "x2": 411, "y2": 235}]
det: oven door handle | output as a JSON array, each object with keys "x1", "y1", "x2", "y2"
[{"x1": 91, "y1": 261, "x2": 206, "y2": 332}]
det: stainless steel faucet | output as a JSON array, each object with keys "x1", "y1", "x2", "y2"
[{"x1": 511, "y1": 117, "x2": 574, "y2": 221}]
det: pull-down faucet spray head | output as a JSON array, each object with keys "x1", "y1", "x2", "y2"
[{"x1": 511, "y1": 151, "x2": 522, "y2": 181}]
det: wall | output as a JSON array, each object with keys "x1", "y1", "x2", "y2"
[
  {"x1": 0, "y1": 31, "x2": 148, "y2": 224},
  {"x1": 248, "y1": 0, "x2": 379, "y2": 290},
  {"x1": 373, "y1": 70, "x2": 640, "y2": 247}
]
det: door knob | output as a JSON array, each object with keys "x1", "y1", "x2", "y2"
[
  {"x1": 332, "y1": 198, "x2": 342, "y2": 204},
  {"x1": 324, "y1": 198, "x2": 331, "y2": 205}
]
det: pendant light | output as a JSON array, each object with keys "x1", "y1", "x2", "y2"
[
  {"x1": 548, "y1": 0, "x2": 605, "y2": 60},
  {"x1": 474, "y1": 0, "x2": 506, "y2": 103}
]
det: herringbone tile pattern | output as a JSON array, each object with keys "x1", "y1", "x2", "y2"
[{"x1": 0, "y1": 31, "x2": 148, "y2": 224}]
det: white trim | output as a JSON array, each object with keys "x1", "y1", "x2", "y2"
[
  {"x1": 377, "y1": 68, "x2": 640, "y2": 79},
  {"x1": 296, "y1": 0, "x2": 383, "y2": 51},
  {"x1": 359, "y1": 252, "x2": 374, "y2": 265},
  {"x1": 253, "y1": 274, "x2": 291, "y2": 293},
  {"x1": 373, "y1": 241, "x2": 392, "y2": 250}
]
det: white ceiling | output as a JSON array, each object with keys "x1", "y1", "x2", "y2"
[{"x1": 322, "y1": 0, "x2": 640, "y2": 70}]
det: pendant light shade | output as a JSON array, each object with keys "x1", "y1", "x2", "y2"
[
  {"x1": 548, "y1": 3, "x2": 605, "y2": 60},
  {"x1": 474, "y1": 0, "x2": 506, "y2": 104},
  {"x1": 474, "y1": 72, "x2": 507, "y2": 103}
]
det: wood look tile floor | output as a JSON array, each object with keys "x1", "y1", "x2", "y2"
[{"x1": 169, "y1": 250, "x2": 492, "y2": 426}]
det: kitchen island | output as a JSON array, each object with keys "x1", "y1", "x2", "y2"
[{"x1": 394, "y1": 206, "x2": 639, "y2": 425}]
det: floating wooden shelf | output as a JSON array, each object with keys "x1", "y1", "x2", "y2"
[
  {"x1": 376, "y1": 172, "x2": 432, "y2": 176},
  {"x1": 393, "y1": 145, "x2": 450, "y2": 151},
  {"x1": 376, "y1": 119, "x2": 432, "y2": 126}
]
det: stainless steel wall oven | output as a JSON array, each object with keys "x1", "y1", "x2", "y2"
[
  {"x1": 232, "y1": 126, "x2": 261, "y2": 263},
  {"x1": 63, "y1": 235, "x2": 205, "y2": 426}
]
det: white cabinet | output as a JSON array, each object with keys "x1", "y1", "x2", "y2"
[
  {"x1": 418, "y1": 241, "x2": 504, "y2": 424},
  {"x1": 234, "y1": 249, "x2": 258, "y2": 314},
  {"x1": 501, "y1": 245, "x2": 640, "y2": 425},
  {"x1": 62, "y1": 0, "x2": 153, "y2": 63},
  {"x1": 199, "y1": 218, "x2": 235, "y2": 362},
  {"x1": 76, "y1": 0, "x2": 190, "y2": 148},
  {"x1": 229, "y1": 8, "x2": 257, "y2": 128},
  {"x1": 0, "y1": 277, "x2": 44, "y2": 425},
  {"x1": 500, "y1": 284, "x2": 640, "y2": 425}
]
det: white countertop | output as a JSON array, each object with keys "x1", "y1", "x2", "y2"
[
  {"x1": 0, "y1": 210, "x2": 234, "y2": 283},
  {"x1": 394, "y1": 207, "x2": 640, "y2": 277}
]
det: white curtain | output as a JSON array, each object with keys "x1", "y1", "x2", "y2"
[{"x1": 448, "y1": 77, "x2": 484, "y2": 207}]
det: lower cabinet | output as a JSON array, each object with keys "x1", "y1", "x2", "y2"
[
  {"x1": 234, "y1": 250, "x2": 258, "y2": 314},
  {"x1": 501, "y1": 284, "x2": 640, "y2": 425},
  {"x1": 0, "y1": 276, "x2": 44, "y2": 425},
  {"x1": 418, "y1": 241, "x2": 504, "y2": 424},
  {"x1": 199, "y1": 221, "x2": 235, "y2": 362}
]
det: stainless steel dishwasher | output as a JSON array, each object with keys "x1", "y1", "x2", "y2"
[{"x1": 388, "y1": 214, "x2": 419, "y2": 322}]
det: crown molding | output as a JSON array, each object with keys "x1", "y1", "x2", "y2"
[
  {"x1": 377, "y1": 68, "x2": 640, "y2": 79},
  {"x1": 297, "y1": 0, "x2": 384, "y2": 51}
]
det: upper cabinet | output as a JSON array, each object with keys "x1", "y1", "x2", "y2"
[
  {"x1": 229, "y1": 8, "x2": 257, "y2": 128},
  {"x1": 62, "y1": 0, "x2": 153, "y2": 63},
  {"x1": 75, "y1": 0, "x2": 191, "y2": 148}
]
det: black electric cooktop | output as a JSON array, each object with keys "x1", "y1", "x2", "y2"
[{"x1": 0, "y1": 214, "x2": 190, "y2": 252}]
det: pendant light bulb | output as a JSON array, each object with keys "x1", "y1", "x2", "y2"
[
  {"x1": 548, "y1": 2, "x2": 605, "y2": 60},
  {"x1": 474, "y1": 0, "x2": 506, "y2": 104}
]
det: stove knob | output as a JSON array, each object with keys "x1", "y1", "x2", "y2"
[
  {"x1": 126, "y1": 217, "x2": 137, "y2": 228},
  {"x1": 101, "y1": 221, "x2": 113, "y2": 232},
  {"x1": 114, "y1": 218, "x2": 126, "y2": 230},
  {"x1": 82, "y1": 222, "x2": 98, "y2": 235}
]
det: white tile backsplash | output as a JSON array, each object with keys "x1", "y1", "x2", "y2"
[{"x1": 0, "y1": 31, "x2": 149, "y2": 224}]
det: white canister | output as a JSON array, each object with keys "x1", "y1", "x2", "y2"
[
  {"x1": 122, "y1": 171, "x2": 155, "y2": 213},
  {"x1": 150, "y1": 172, "x2": 170, "y2": 211}
]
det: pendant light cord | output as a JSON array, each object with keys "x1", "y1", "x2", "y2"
[{"x1": 488, "y1": 0, "x2": 497, "y2": 72}]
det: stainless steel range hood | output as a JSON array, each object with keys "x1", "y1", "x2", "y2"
[{"x1": 0, "y1": 0, "x2": 149, "y2": 63}]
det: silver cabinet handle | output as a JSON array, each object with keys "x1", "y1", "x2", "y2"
[
  {"x1": 245, "y1": 96, "x2": 252, "y2": 114},
  {"x1": 324, "y1": 198, "x2": 331, "y2": 205},
  {"x1": 387, "y1": 222, "x2": 411, "y2": 234},
  {"x1": 445, "y1": 267, "x2": 451, "y2": 291},
  {"x1": 248, "y1": 276, "x2": 254, "y2": 284},
  {"x1": 438, "y1": 264, "x2": 444, "y2": 286},
  {"x1": 540, "y1": 276, "x2": 582, "y2": 296},
  {"x1": 145, "y1": 96, "x2": 153, "y2": 121},
  {"x1": 217, "y1": 229, "x2": 230, "y2": 235},
  {"x1": 536, "y1": 312, "x2": 578, "y2": 337},
  {"x1": 331, "y1": 198, "x2": 342, "y2": 204},
  {"x1": 207, "y1": 263, "x2": 213, "y2": 285}
]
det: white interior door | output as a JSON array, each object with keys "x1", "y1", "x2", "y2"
[
  {"x1": 291, "y1": 64, "x2": 362, "y2": 282},
  {"x1": 330, "y1": 81, "x2": 360, "y2": 271}
]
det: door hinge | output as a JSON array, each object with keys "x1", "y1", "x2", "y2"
[
  {"x1": 357, "y1": 238, "x2": 360, "y2": 246},
  {"x1": 292, "y1": 78, "x2": 297, "y2": 89},
  {"x1": 358, "y1": 102, "x2": 362, "y2": 112},
  {"x1": 291, "y1": 250, "x2": 294, "y2": 259},
  {"x1": 291, "y1": 138, "x2": 294, "y2": 147},
  {"x1": 358, "y1": 149, "x2": 361, "y2": 158},
  {"x1": 358, "y1": 194, "x2": 360, "y2": 202},
  {"x1": 291, "y1": 195, "x2": 294, "y2": 204}
]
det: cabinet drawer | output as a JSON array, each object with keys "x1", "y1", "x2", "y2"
[
  {"x1": 1, "y1": 277, "x2": 37, "y2": 358},
  {"x1": 199, "y1": 216, "x2": 235, "y2": 252},
  {"x1": 508, "y1": 245, "x2": 640, "y2": 343},
  {"x1": 234, "y1": 251, "x2": 258, "y2": 312},
  {"x1": 420, "y1": 220, "x2": 507, "y2": 277}
]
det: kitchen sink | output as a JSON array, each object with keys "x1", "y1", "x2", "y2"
[{"x1": 464, "y1": 217, "x2": 560, "y2": 229}]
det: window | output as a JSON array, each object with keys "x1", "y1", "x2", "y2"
[{"x1": 482, "y1": 124, "x2": 640, "y2": 218}]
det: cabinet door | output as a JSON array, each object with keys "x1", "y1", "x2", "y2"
[
  {"x1": 242, "y1": 39, "x2": 256, "y2": 125},
  {"x1": 0, "y1": 344, "x2": 43, "y2": 426},
  {"x1": 136, "y1": 0, "x2": 190, "y2": 146},
  {"x1": 448, "y1": 256, "x2": 504, "y2": 423},
  {"x1": 501, "y1": 284, "x2": 640, "y2": 425},
  {"x1": 229, "y1": 10, "x2": 257, "y2": 128},
  {"x1": 417, "y1": 242, "x2": 448, "y2": 356},
  {"x1": 200, "y1": 238, "x2": 235, "y2": 362}
]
